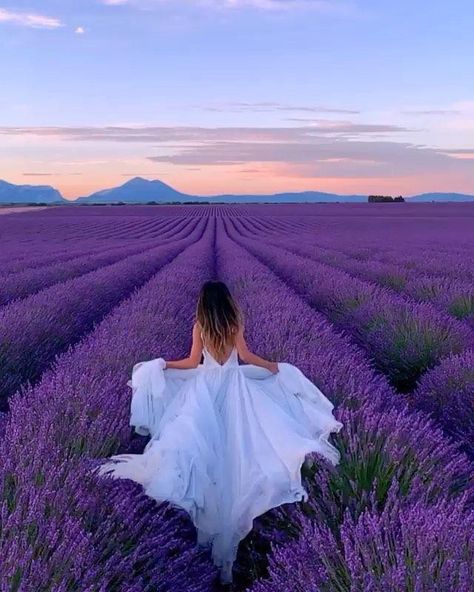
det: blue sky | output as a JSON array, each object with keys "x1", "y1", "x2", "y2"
[{"x1": 1, "y1": 0, "x2": 474, "y2": 198}]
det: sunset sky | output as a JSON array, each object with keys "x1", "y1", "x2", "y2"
[{"x1": 1, "y1": 0, "x2": 474, "y2": 199}]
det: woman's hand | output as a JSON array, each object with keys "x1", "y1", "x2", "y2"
[{"x1": 268, "y1": 362, "x2": 279, "y2": 374}]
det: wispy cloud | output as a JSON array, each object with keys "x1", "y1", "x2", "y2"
[
  {"x1": 198, "y1": 1, "x2": 349, "y2": 11},
  {"x1": 142, "y1": 136, "x2": 474, "y2": 185},
  {"x1": 75, "y1": 26, "x2": 86, "y2": 34},
  {"x1": 202, "y1": 101, "x2": 359, "y2": 114},
  {"x1": 22, "y1": 173, "x2": 53, "y2": 177},
  {"x1": 439, "y1": 148, "x2": 474, "y2": 159},
  {"x1": 0, "y1": 8, "x2": 62, "y2": 29},
  {"x1": 22, "y1": 172, "x2": 83, "y2": 176},
  {"x1": 145, "y1": 137, "x2": 447, "y2": 173},
  {"x1": 120, "y1": 172, "x2": 157, "y2": 176},
  {"x1": 283, "y1": 120, "x2": 411, "y2": 133},
  {"x1": 402, "y1": 109, "x2": 461, "y2": 116},
  {"x1": 0, "y1": 122, "x2": 410, "y2": 142},
  {"x1": 101, "y1": 0, "x2": 353, "y2": 14},
  {"x1": 2, "y1": 123, "x2": 472, "y2": 181}
]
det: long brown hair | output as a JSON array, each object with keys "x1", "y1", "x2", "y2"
[{"x1": 196, "y1": 281, "x2": 242, "y2": 359}]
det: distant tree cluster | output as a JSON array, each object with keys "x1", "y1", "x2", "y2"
[
  {"x1": 368, "y1": 195, "x2": 405, "y2": 203},
  {"x1": 0, "y1": 202, "x2": 56, "y2": 208}
]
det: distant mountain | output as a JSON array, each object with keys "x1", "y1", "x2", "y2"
[
  {"x1": 408, "y1": 192, "x2": 474, "y2": 202},
  {"x1": 3, "y1": 177, "x2": 473, "y2": 206},
  {"x1": 79, "y1": 179, "x2": 474, "y2": 204},
  {"x1": 77, "y1": 178, "x2": 367, "y2": 204},
  {"x1": 77, "y1": 177, "x2": 192, "y2": 203},
  {"x1": 0, "y1": 180, "x2": 64, "y2": 204},
  {"x1": 209, "y1": 191, "x2": 367, "y2": 204}
]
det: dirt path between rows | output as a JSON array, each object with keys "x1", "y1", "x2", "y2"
[{"x1": 0, "y1": 206, "x2": 49, "y2": 215}]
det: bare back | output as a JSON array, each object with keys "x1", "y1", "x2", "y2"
[{"x1": 198, "y1": 322, "x2": 239, "y2": 365}]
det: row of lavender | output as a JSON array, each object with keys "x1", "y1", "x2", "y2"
[
  {"x1": 0, "y1": 221, "x2": 218, "y2": 591},
  {"x1": 0, "y1": 214, "x2": 187, "y2": 273},
  {"x1": 0, "y1": 218, "x2": 194, "y2": 305},
  {"x1": 214, "y1": 222, "x2": 474, "y2": 591},
  {"x1": 0, "y1": 218, "x2": 205, "y2": 409},
  {"x1": 229, "y1": 217, "x2": 472, "y2": 389},
  {"x1": 229, "y1": 217, "x2": 474, "y2": 458},
  {"x1": 245, "y1": 217, "x2": 474, "y2": 326},
  {"x1": 236, "y1": 211, "x2": 473, "y2": 286},
  {"x1": 234, "y1": 214, "x2": 474, "y2": 352},
  {"x1": 234, "y1": 208, "x2": 474, "y2": 282},
  {"x1": 0, "y1": 209, "x2": 201, "y2": 281}
]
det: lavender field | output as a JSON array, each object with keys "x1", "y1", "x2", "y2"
[{"x1": 0, "y1": 203, "x2": 473, "y2": 591}]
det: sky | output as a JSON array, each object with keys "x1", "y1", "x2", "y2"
[{"x1": 1, "y1": 1, "x2": 474, "y2": 200}]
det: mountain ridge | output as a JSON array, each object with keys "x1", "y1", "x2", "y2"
[
  {"x1": 77, "y1": 177, "x2": 191, "y2": 203},
  {"x1": 0, "y1": 180, "x2": 65, "y2": 204},
  {"x1": 1, "y1": 177, "x2": 473, "y2": 204},
  {"x1": 408, "y1": 192, "x2": 474, "y2": 202},
  {"x1": 78, "y1": 178, "x2": 474, "y2": 203}
]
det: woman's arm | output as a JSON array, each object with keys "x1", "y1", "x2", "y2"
[
  {"x1": 235, "y1": 325, "x2": 279, "y2": 374},
  {"x1": 164, "y1": 323, "x2": 203, "y2": 370}
]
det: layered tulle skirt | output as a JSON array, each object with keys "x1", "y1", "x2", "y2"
[{"x1": 99, "y1": 360, "x2": 343, "y2": 582}]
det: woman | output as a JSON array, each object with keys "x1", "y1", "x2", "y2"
[{"x1": 99, "y1": 280, "x2": 343, "y2": 583}]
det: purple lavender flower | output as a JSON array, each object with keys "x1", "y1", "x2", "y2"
[
  {"x1": 250, "y1": 487, "x2": 474, "y2": 592},
  {"x1": 414, "y1": 349, "x2": 474, "y2": 458}
]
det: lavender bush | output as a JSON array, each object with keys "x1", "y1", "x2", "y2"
[
  {"x1": 413, "y1": 349, "x2": 474, "y2": 457},
  {"x1": 250, "y1": 488, "x2": 474, "y2": 592}
]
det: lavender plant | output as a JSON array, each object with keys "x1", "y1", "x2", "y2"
[{"x1": 414, "y1": 349, "x2": 474, "y2": 457}]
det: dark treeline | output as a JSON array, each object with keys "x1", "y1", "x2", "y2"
[{"x1": 368, "y1": 195, "x2": 405, "y2": 203}]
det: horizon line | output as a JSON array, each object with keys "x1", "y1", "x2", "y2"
[{"x1": 3, "y1": 176, "x2": 474, "y2": 201}]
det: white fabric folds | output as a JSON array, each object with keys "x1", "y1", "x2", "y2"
[{"x1": 99, "y1": 347, "x2": 343, "y2": 583}]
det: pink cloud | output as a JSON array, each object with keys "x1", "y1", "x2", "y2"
[{"x1": 2, "y1": 124, "x2": 474, "y2": 198}]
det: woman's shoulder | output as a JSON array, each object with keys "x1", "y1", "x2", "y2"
[{"x1": 233, "y1": 322, "x2": 244, "y2": 335}]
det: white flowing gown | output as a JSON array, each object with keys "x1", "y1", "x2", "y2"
[{"x1": 99, "y1": 346, "x2": 343, "y2": 583}]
